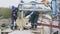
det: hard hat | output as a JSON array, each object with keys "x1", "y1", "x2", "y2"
[{"x1": 11, "y1": 6, "x2": 16, "y2": 10}]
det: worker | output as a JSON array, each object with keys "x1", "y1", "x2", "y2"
[
  {"x1": 30, "y1": 11, "x2": 40, "y2": 29},
  {"x1": 11, "y1": 6, "x2": 18, "y2": 30}
]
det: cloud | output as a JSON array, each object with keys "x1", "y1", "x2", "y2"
[{"x1": 0, "y1": 0, "x2": 20, "y2": 7}]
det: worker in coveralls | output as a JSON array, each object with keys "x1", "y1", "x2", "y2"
[
  {"x1": 11, "y1": 6, "x2": 18, "y2": 30},
  {"x1": 30, "y1": 11, "x2": 40, "y2": 29}
]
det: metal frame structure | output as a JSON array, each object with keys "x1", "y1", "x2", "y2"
[
  {"x1": 18, "y1": 0, "x2": 60, "y2": 16},
  {"x1": 18, "y1": 0, "x2": 58, "y2": 34},
  {"x1": 18, "y1": 0, "x2": 51, "y2": 11}
]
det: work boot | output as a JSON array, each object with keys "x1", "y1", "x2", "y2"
[
  {"x1": 30, "y1": 25, "x2": 34, "y2": 29},
  {"x1": 35, "y1": 25, "x2": 37, "y2": 29}
]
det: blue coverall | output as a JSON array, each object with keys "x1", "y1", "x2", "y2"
[
  {"x1": 11, "y1": 7, "x2": 18, "y2": 30},
  {"x1": 30, "y1": 11, "x2": 39, "y2": 29}
]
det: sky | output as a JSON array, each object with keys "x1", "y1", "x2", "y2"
[{"x1": 0, "y1": 0, "x2": 52, "y2": 8}]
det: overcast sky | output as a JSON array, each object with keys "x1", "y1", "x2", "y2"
[{"x1": 0, "y1": 0, "x2": 52, "y2": 8}]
